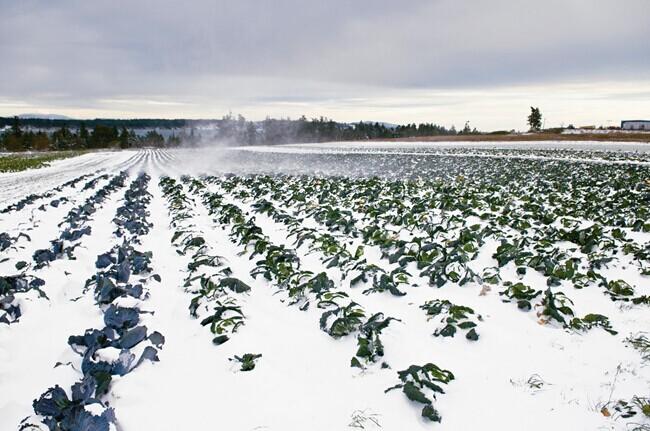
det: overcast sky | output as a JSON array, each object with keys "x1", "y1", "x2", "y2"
[{"x1": 1, "y1": 0, "x2": 648, "y2": 130}]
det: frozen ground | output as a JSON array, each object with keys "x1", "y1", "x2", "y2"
[{"x1": 0, "y1": 143, "x2": 648, "y2": 431}]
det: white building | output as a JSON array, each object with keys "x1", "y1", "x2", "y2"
[{"x1": 621, "y1": 120, "x2": 650, "y2": 130}]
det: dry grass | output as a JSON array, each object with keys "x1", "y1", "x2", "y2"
[{"x1": 375, "y1": 132, "x2": 650, "y2": 143}]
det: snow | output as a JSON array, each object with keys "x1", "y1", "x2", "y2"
[{"x1": 0, "y1": 144, "x2": 648, "y2": 430}]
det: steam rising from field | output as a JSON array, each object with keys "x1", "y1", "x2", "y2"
[{"x1": 163, "y1": 140, "x2": 650, "y2": 179}]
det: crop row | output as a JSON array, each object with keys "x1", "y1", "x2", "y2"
[
  {"x1": 192, "y1": 176, "x2": 454, "y2": 423},
  {"x1": 159, "y1": 176, "x2": 251, "y2": 351},
  {"x1": 1, "y1": 173, "x2": 127, "y2": 326},
  {"x1": 32, "y1": 173, "x2": 128, "y2": 267},
  {"x1": 24, "y1": 173, "x2": 163, "y2": 431},
  {"x1": 199, "y1": 171, "x2": 650, "y2": 423},
  {"x1": 1, "y1": 171, "x2": 98, "y2": 214},
  {"x1": 1, "y1": 173, "x2": 109, "y2": 253},
  {"x1": 218, "y1": 175, "x2": 646, "y2": 331}
]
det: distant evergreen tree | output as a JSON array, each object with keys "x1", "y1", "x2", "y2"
[
  {"x1": 528, "y1": 107, "x2": 542, "y2": 131},
  {"x1": 166, "y1": 133, "x2": 181, "y2": 147},
  {"x1": 51, "y1": 125, "x2": 75, "y2": 150},
  {"x1": 79, "y1": 123, "x2": 89, "y2": 148},
  {"x1": 246, "y1": 122, "x2": 257, "y2": 145},
  {"x1": 32, "y1": 132, "x2": 50, "y2": 151},
  {"x1": 90, "y1": 125, "x2": 119, "y2": 148},
  {"x1": 143, "y1": 130, "x2": 165, "y2": 147},
  {"x1": 119, "y1": 127, "x2": 130, "y2": 149},
  {"x1": 11, "y1": 116, "x2": 22, "y2": 137},
  {"x1": 4, "y1": 135, "x2": 23, "y2": 151}
]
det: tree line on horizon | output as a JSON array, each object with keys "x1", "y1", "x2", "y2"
[
  {"x1": 0, "y1": 115, "x2": 477, "y2": 152},
  {"x1": 0, "y1": 117, "x2": 169, "y2": 152}
]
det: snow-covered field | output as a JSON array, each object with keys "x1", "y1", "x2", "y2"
[{"x1": 1, "y1": 143, "x2": 649, "y2": 431}]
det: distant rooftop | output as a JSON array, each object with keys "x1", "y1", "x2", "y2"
[{"x1": 621, "y1": 120, "x2": 650, "y2": 130}]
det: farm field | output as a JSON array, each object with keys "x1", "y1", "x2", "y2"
[
  {"x1": 0, "y1": 151, "x2": 88, "y2": 174},
  {"x1": 1, "y1": 142, "x2": 649, "y2": 431}
]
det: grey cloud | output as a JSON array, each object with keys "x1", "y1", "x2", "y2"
[{"x1": 0, "y1": 0, "x2": 648, "y2": 123}]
